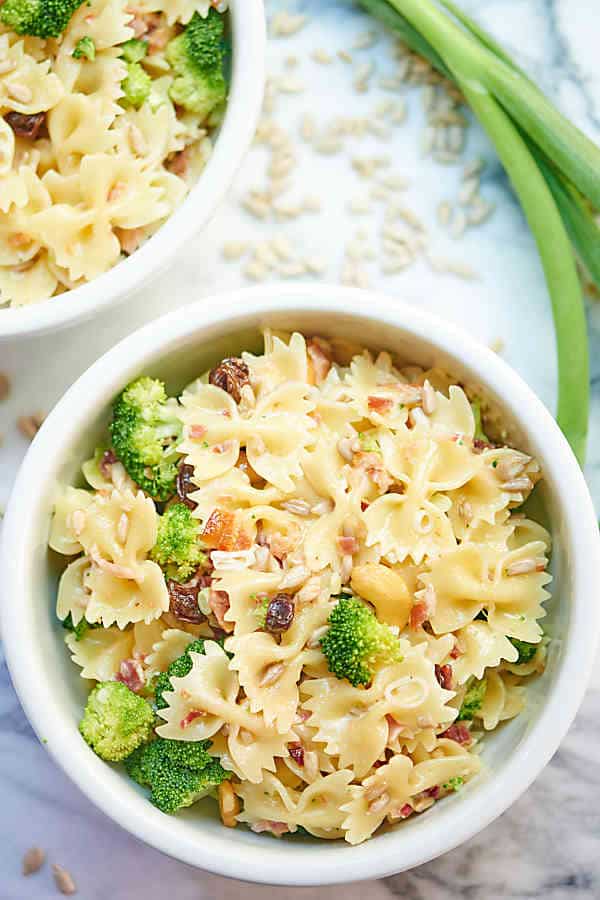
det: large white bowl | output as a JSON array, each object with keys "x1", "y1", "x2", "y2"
[
  {"x1": 2, "y1": 285, "x2": 599, "y2": 885},
  {"x1": 0, "y1": 1, "x2": 266, "y2": 340}
]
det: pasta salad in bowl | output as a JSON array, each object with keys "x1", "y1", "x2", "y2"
[
  {"x1": 2, "y1": 286, "x2": 599, "y2": 883},
  {"x1": 0, "y1": 0, "x2": 265, "y2": 337}
]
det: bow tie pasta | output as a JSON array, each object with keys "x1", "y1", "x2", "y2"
[{"x1": 50, "y1": 330, "x2": 552, "y2": 843}]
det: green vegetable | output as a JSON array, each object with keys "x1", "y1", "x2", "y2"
[
  {"x1": 0, "y1": 0, "x2": 84, "y2": 37},
  {"x1": 79, "y1": 682, "x2": 155, "y2": 762},
  {"x1": 443, "y1": 776, "x2": 464, "y2": 791},
  {"x1": 154, "y1": 638, "x2": 208, "y2": 710},
  {"x1": 72, "y1": 36, "x2": 96, "y2": 61},
  {"x1": 121, "y1": 61, "x2": 152, "y2": 109},
  {"x1": 470, "y1": 399, "x2": 488, "y2": 443},
  {"x1": 151, "y1": 502, "x2": 206, "y2": 582},
  {"x1": 61, "y1": 612, "x2": 96, "y2": 641},
  {"x1": 358, "y1": 431, "x2": 381, "y2": 453},
  {"x1": 457, "y1": 677, "x2": 487, "y2": 721},
  {"x1": 110, "y1": 377, "x2": 182, "y2": 501},
  {"x1": 509, "y1": 637, "x2": 539, "y2": 665},
  {"x1": 166, "y1": 9, "x2": 227, "y2": 117},
  {"x1": 253, "y1": 594, "x2": 270, "y2": 628},
  {"x1": 125, "y1": 737, "x2": 230, "y2": 813},
  {"x1": 320, "y1": 595, "x2": 402, "y2": 687},
  {"x1": 120, "y1": 37, "x2": 148, "y2": 64},
  {"x1": 357, "y1": 0, "x2": 600, "y2": 465}
]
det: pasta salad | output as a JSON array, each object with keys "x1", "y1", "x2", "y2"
[
  {"x1": 0, "y1": 0, "x2": 228, "y2": 307},
  {"x1": 49, "y1": 331, "x2": 551, "y2": 844}
]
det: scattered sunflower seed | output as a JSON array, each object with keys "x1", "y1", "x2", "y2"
[
  {"x1": 17, "y1": 413, "x2": 45, "y2": 440},
  {"x1": 0, "y1": 372, "x2": 10, "y2": 402},
  {"x1": 22, "y1": 847, "x2": 46, "y2": 876},
  {"x1": 52, "y1": 864, "x2": 77, "y2": 895}
]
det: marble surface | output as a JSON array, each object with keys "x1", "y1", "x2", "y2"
[{"x1": 1, "y1": 0, "x2": 600, "y2": 896}]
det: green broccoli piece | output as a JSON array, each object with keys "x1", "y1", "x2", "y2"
[
  {"x1": 121, "y1": 61, "x2": 152, "y2": 109},
  {"x1": 72, "y1": 36, "x2": 95, "y2": 60},
  {"x1": 61, "y1": 612, "x2": 97, "y2": 641},
  {"x1": 0, "y1": 0, "x2": 84, "y2": 37},
  {"x1": 443, "y1": 776, "x2": 464, "y2": 792},
  {"x1": 125, "y1": 737, "x2": 230, "y2": 813},
  {"x1": 151, "y1": 502, "x2": 206, "y2": 581},
  {"x1": 166, "y1": 9, "x2": 227, "y2": 117},
  {"x1": 320, "y1": 596, "x2": 402, "y2": 687},
  {"x1": 471, "y1": 399, "x2": 489, "y2": 443},
  {"x1": 253, "y1": 594, "x2": 270, "y2": 629},
  {"x1": 120, "y1": 37, "x2": 148, "y2": 64},
  {"x1": 154, "y1": 638, "x2": 208, "y2": 710},
  {"x1": 79, "y1": 682, "x2": 155, "y2": 762},
  {"x1": 509, "y1": 637, "x2": 539, "y2": 665},
  {"x1": 457, "y1": 678, "x2": 487, "y2": 721},
  {"x1": 110, "y1": 377, "x2": 182, "y2": 501}
]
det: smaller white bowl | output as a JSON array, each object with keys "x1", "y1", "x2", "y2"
[
  {"x1": 0, "y1": 0, "x2": 266, "y2": 340},
  {"x1": 2, "y1": 285, "x2": 599, "y2": 885}
]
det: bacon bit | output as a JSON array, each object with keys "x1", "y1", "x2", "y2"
[
  {"x1": 307, "y1": 337, "x2": 332, "y2": 383},
  {"x1": 115, "y1": 227, "x2": 145, "y2": 256},
  {"x1": 361, "y1": 500, "x2": 369, "y2": 511},
  {"x1": 99, "y1": 449, "x2": 117, "y2": 479},
  {"x1": 268, "y1": 529, "x2": 298, "y2": 560},
  {"x1": 107, "y1": 181, "x2": 127, "y2": 203},
  {"x1": 5, "y1": 111, "x2": 46, "y2": 140},
  {"x1": 368, "y1": 395, "x2": 393, "y2": 414},
  {"x1": 250, "y1": 820, "x2": 291, "y2": 836},
  {"x1": 386, "y1": 714, "x2": 404, "y2": 743},
  {"x1": 337, "y1": 535, "x2": 359, "y2": 555},
  {"x1": 295, "y1": 708, "x2": 312, "y2": 723},
  {"x1": 166, "y1": 147, "x2": 191, "y2": 178},
  {"x1": 435, "y1": 664, "x2": 453, "y2": 691},
  {"x1": 386, "y1": 383, "x2": 423, "y2": 406},
  {"x1": 449, "y1": 642, "x2": 463, "y2": 660},
  {"x1": 398, "y1": 803, "x2": 414, "y2": 819},
  {"x1": 440, "y1": 723, "x2": 472, "y2": 746},
  {"x1": 208, "y1": 588, "x2": 233, "y2": 632},
  {"x1": 409, "y1": 601, "x2": 429, "y2": 630},
  {"x1": 116, "y1": 658, "x2": 145, "y2": 693},
  {"x1": 424, "y1": 785, "x2": 440, "y2": 799},
  {"x1": 189, "y1": 424, "x2": 207, "y2": 440},
  {"x1": 472, "y1": 438, "x2": 495, "y2": 453},
  {"x1": 288, "y1": 742, "x2": 305, "y2": 766},
  {"x1": 354, "y1": 451, "x2": 392, "y2": 493},
  {"x1": 202, "y1": 508, "x2": 237, "y2": 550},
  {"x1": 180, "y1": 709, "x2": 207, "y2": 729}
]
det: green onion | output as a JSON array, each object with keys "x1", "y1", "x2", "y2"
[{"x1": 357, "y1": 0, "x2": 600, "y2": 464}]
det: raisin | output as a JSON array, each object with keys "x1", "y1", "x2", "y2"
[
  {"x1": 434, "y1": 664, "x2": 453, "y2": 690},
  {"x1": 167, "y1": 572, "x2": 211, "y2": 623},
  {"x1": 288, "y1": 743, "x2": 304, "y2": 766},
  {"x1": 265, "y1": 593, "x2": 295, "y2": 633},
  {"x1": 208, "y1": 357, "x2": 250, "y2": 403},
  {"x1": 176, "y1": 462, "x2": 197, "y2": 510},
  {"x1": 5, "y1": 111, "x2": 46, "y2": 140}
]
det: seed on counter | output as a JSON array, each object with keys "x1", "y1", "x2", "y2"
[
  {"x1": 52, "y1": 864, "x2": 77, "y2": 895},
  {"x1": 17, "y1": 412, "x2": 45, "y2": 440},
  {"x1": 0, "y1": 372, "x2": 10, "y2": 401},
  {"x1": 22, "y1": 846, "x2": 46, "y2": 875}
]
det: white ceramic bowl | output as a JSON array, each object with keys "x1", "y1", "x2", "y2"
[
  {"x1": 0, "y1": 1, "x2": 266, "y2": 341},
  {"x1": 2, "y1": 285, "x2": 599, "y2": 885}
]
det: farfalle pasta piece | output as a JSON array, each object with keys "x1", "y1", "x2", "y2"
[
  {"x1": 0, "y1": 252, "x2": 58, "y2": 306},
  {"x1": 451, "y1": 620, "x2": 518, "y2": 684},
  {"x1": 0, "y1": 36, "x2": 63, "y2": 114},
  {"x1": 478, "y1": 670, "x2": 526, "y2": 730},
  {"x1": 242, "y1": 331, "x2": 309, "y2": 398},
  {"x1": 419, "y1": 540, "x2": 550, "y2": 640},
  {"x1": 66, "y1": 624, "x2": 134, "y2": 681},
  {"x1": 144, "y1": 627, "x2": 195, "y2": 675},
  {"x1": 211, "y1": 568, "x2": 282, "y2": 635}
]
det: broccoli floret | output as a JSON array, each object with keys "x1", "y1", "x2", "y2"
[
  {"x1": 80, "y1": 682, "x2": 155, "y2": 762},
  {"x1": 61, "y1": 612, "x2": 97, "y2": 641},
  {"x1": 72, "y1": 36, "x2": 95, "y2": 60},
  {"x1": 320, "y1": 596, "x2": 402, "y2": 687},
  {"x1": 120, "y1": 37, "x2": 148, "y2": 64},
  {"x1": 166, "y1": 9, "x2": 227, "y2": 117},
  {"x1": 121, "y1": 61, "x2": 152, "y2": 109},
  {"x1": 471, "y1": 399, "x2": 489, "y2": 443},
  {"x1": 0, "y1": 0, "x2": 84, "y2": 37},
  {"x1": 151, "y1": 502, "x2": 206, "y2": 581},
  {"x1": 110, "y1": 377, "x2": 182, "y2": 501},
  {"x1": 457, "y1": 678, "x2": 487, "y2": 721},
  {"x1": 509, "y1": 637, "x2": 539, "y2": 665},
  {"x1": 125, "y1": 737, "x2": 230, "y2": 813},
  {"x1": 153, "y1": 638, "x2": 208, "y2": 710}
]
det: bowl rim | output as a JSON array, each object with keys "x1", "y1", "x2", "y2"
[
  {"x1": 0, "y1": 0, "x2": 266, "y2": 340},
  {"x1": 2, "y1": 283, "x2": 600, "y2": 885}
]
